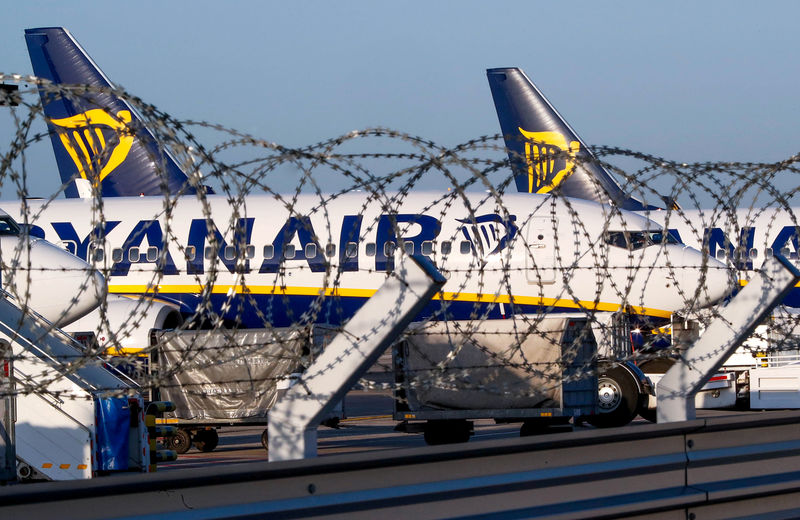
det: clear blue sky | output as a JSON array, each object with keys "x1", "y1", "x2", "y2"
[{"x1": 2, "y1": 1, "x2": 799, "y2": 200}]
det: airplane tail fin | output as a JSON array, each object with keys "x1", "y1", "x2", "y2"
[
  {"x1": 487, "y1": 67, "x2": 659, "y2": 210},
  {"x1": 25, "y1": 27, "x2": 199, "y2": 198}
]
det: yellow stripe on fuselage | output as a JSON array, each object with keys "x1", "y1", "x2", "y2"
[
  {"x1": 739, "y1": 279, "x2": 800, "y2": 288},
  {"x1": 107, "y1": 284, "x2": 672, "y2": 318}
]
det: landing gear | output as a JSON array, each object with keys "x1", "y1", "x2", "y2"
[
  {"x1": 169, "y1": 428, "x2": 193, "y2": 454},
  {"x1": 193, "y1": 429, "x2": 219, "y2": 452},
  {"x1": 423, "y1": 420, "x2": 473, "y2": 445},
  {"x1": 587, "y1": 364, "x2": 642, "y2": 428}
]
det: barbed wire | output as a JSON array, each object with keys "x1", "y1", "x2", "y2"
[{"x1": 0, "y1": 76, "x2": 798, "y2": 429}]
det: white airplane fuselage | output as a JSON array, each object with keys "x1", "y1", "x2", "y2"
[
  {"x1": 644, "y1": 207, "x2": 800, "y2": 304},
  {"x1": 1, "y1": 192, "x2": 728, "y2": 332}
]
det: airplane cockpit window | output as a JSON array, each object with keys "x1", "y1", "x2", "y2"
[
  {"x1": 604, "y1": 232, "x2": 628, "y2": 249},
  {"x1": 604, "y1": 230, "x2": 680, "y2": 250},
  {"x1": 0, "y1": 217, "x2": 20, "y2": 236}
]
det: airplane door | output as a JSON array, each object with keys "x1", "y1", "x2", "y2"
[{"x1": 526, "y1": 217, "x2": 556, "y2": 284}]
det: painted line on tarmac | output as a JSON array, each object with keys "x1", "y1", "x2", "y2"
[{"x1": 340, "y1": 415, "x2": 392, "y2": 422}]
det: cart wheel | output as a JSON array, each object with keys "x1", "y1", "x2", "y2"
[
  {"x1": 261, "y1": 429, "x2": 269, "y2": 452},
  {"x1": 193, "y1": 429, "x2": 219, "y2": 452},
  {"x1": 169, "y1": 428, "x2": 192, "y2": 454}
]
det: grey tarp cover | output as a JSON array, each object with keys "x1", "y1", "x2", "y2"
[
  {"x1": 400, "y1": 317, "x2": 594, "y2": 410},
  {"x1": 156, "y1": 329, "x2": 305, "y2": 420}
]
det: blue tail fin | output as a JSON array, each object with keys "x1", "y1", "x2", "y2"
[
  {"x1": 25, "y1": 27, "x2": 199, "y2": 198},
  {"x1": 487, "y1": 67, "x2": 660, "y2": 210}
]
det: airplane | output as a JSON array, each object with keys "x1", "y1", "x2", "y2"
[
  {"x1": 11, "y1": 28, "x2": 732, "y2": 430},
  {"x1": 487, "y1": 67, "x2": 800, "y2": 307},
  {"x1": 17, "y1": 28, "x2": 721, "y2": 329}
]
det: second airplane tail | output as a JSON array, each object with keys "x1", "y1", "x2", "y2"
[
  {"x1": 487, "y1": 67, "x2": 658, "y2": 211},
  {"x1": 25, "y1": 27, "x2": 199, "y2": 198}
]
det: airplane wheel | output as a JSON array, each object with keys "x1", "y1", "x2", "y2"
[
  {"x1": 193, "y1": 429, "x2": 219, "y2": 452},
  {"x1": 587, "y1": 365, "x2": 640, "y2": 428},
  {"x1": 169, "y1": 428, "x2": 193, "y2": 454},
  {"x1": 423, "y1": 420, "x2": 472, "y2": 445}
]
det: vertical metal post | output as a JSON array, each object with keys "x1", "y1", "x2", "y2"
[
  {"x1": 268, "y1": 254, "x2": 446, "y2": 461},
  {"x1": 0, "y1": 340, "x2": 15, "y2": 482},
  {"x1": 657, "y1": 256, "x2": 800, "y2": 422}
]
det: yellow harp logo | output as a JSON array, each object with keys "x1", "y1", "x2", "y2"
[
  {"x1": 518, "y1": 128, "x2": 580, "y2": 193},
  {"x1": 49, "y1": 109, "x2": 134, "y2": 183}
]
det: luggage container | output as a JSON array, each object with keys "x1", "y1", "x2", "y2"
[
  {"x1": 148, "y1": 326, "x2": 341, "y2": 453},
  {"x1": 393, "y1": 316, "x2": 598, "y2": 444}
]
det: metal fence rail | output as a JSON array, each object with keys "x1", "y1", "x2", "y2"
[{"x1": 2, "y1": 411, "x2": 800, "y2": 519}]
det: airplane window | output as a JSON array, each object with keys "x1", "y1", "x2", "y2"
[
  {"x1": 346, "y1": 242, "x2": 358, "y2": 258},
  {"x1": 0, "y1": 217, "x2": 20, "y2": 236},
  {"x1": 91, "y1": 248, "x2": 104, "y2": 263},
  {"x1": 263, "y1": 244, "x2": 274, "y2": 259},
  {"x1": 404, "y1": 242, "x2": 414, "y2": 255},
  {"x1": 460, "y1": 241, "x2": 471, "y2": 254},
  {"x1": 185, "y1": 246, "x2": 196, "y2": 261},
  {"x1": 245, "y1": 245, "x2": 255, "y2": 259},
  {"x1": 440, "y1": 241, "x2": 452, "y2": 255},
  {"x1": 284, "y1": 244, "x2": 296, "y2": 259},
  {"x1": 146, "y1": 246, "x2": 158, "y2": 262},
  {"x1": 384, "y1": 242, "x2": 396, "y2": 256},
  {"x1": 716, "y1": 250, "x2": 726, "y2": 260},
  {"x1": 749, "y1": 248, "x2": 758, "y2": 259},
  {"x1": 305, "y1": 243, "x2": 317, "y2": 258},
  {"x1": 781, "y1": 247, "x2": 791, "y2": 257},
  {"x1": 325, "y1": 243, "x2": 336, "y2": 257},
  {"x1": 128, "y1": 247, "x2": 140, "y2": 262},
  {"x1": 365, "y1": 243, "x2": 376, "y2": 257},
  {"x1": 112, "y1": 248, "x2": 123, "y2": 263},
  {"x1": 204, "y1": 246, "x2": 215, "y2": 260},
  {"x1": 224, "y1": 245, "x2": 236, "y2": 261},
  {"x1": 421, "y1": 241, "x2": 433, "y2": 255}
]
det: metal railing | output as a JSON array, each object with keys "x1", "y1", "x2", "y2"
[{"x1": 2, "y1": 411, "x2": 800, "y2": 519}]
